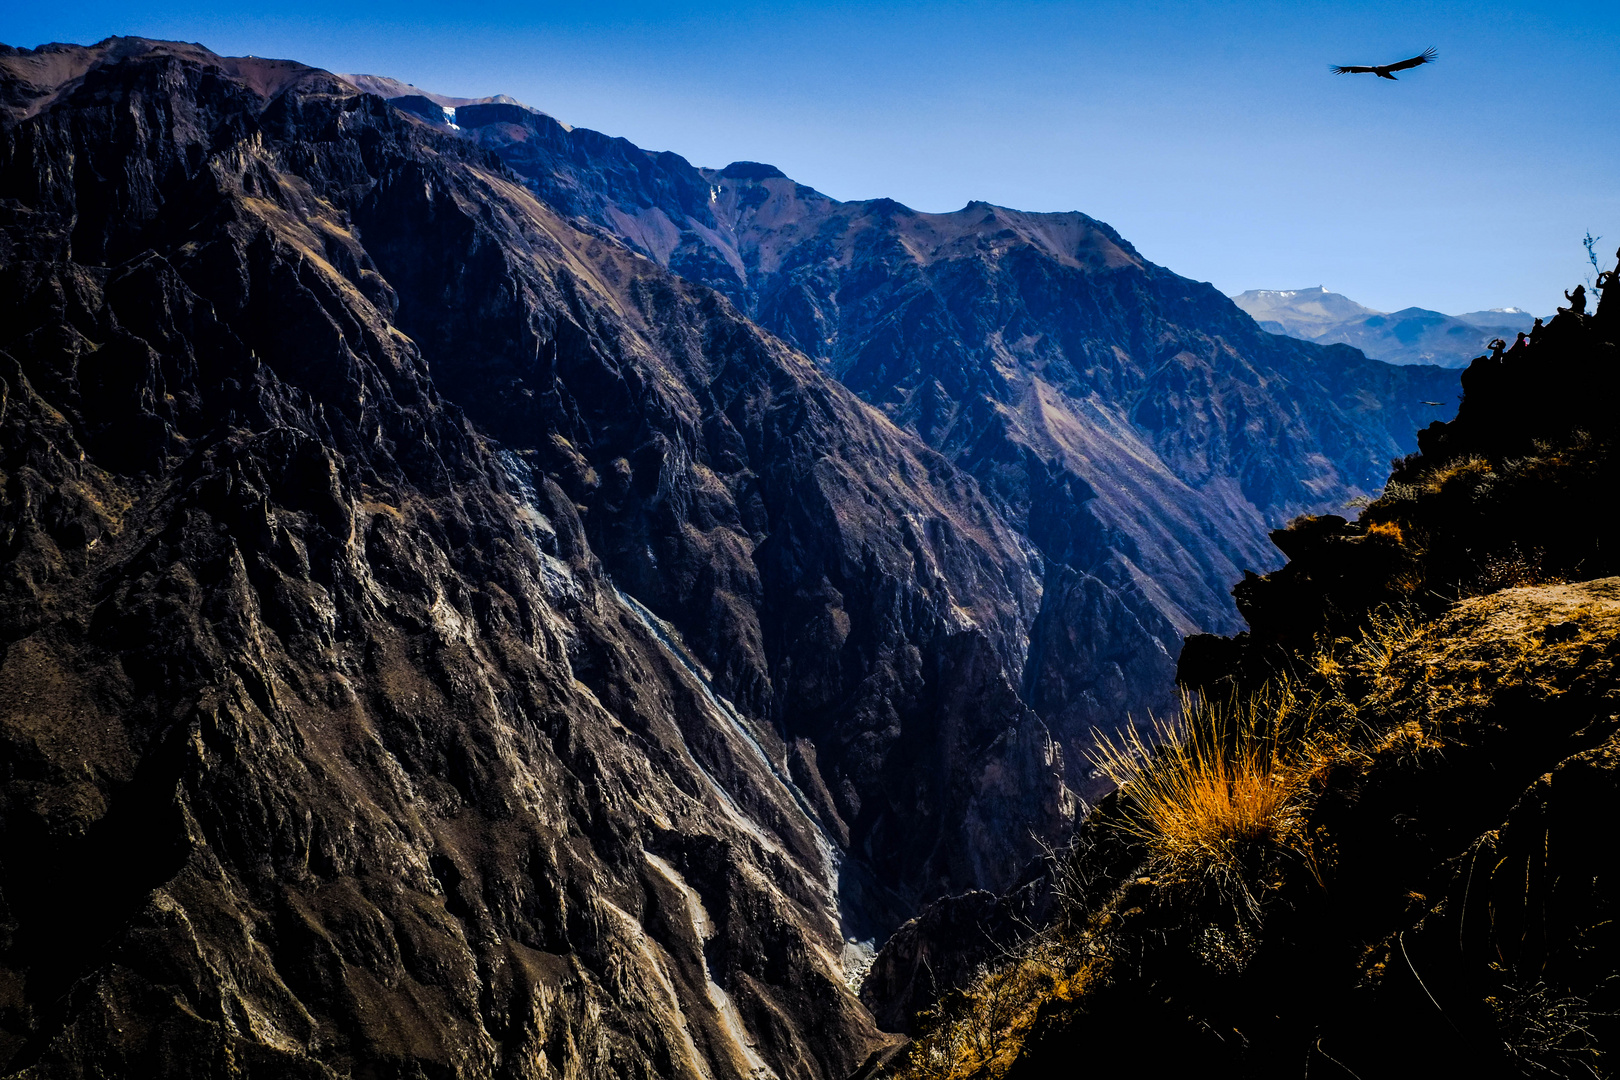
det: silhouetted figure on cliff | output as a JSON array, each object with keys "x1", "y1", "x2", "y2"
[
  {"x1": 1560, "y1": 284, "x2": 1587, "y2": 316},
  {"x1": 1488, "y1": 338, "x2": 1507, "y2": 362},
  {"x1": 1508, "y1": 331, "x2": 1529, "y2": 355}
]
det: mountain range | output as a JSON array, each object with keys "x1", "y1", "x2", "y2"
[
  {"x1": 371, "y1": 76, "x2": 1460, "y2": 726},
  {"x1": 1231, "y1": 286, "x2": 1541, "y2": 368},
  {"x1": 0, "y1": 37, "x2": 1461, "y2": 1079}
]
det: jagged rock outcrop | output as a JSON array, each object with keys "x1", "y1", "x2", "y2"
[
  {"x1": 857, "y1": 865, "x2": 1055, "y2": 1038},
  {"x1": 0, "y1": 37, "x2": 1094, "y2": 1079}
]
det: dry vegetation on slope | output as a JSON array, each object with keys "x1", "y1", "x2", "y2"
[
  {"x1": 871, "y1": 266, "x2": 1620, "y2": 1079},
  {"x1": 881, "y1": 579, "x2": 1620, "y2": 1079}
]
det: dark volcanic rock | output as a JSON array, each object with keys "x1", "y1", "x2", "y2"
[{"x1": 0, "y1": 36, "x2": 1108, "y2": 1078}]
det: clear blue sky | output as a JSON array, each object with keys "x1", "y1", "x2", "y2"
[{"x1": 5, "y1": 1, "x2": 1617, "y2": 315}]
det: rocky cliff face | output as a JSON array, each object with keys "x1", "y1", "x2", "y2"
[
  {"x1": 0, "y1": 37, "x2": 1097, "y2": 1079},
  {"x1": 407, "y1": 98, "x2": 1462, "y2": 798},
  {"x1": 893, "y1": 576, "x2": 1620, "y2": 1079}
]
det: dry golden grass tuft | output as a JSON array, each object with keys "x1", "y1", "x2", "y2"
[
  {"x1": 1087, "y1": 685, "x2": 1321, "y2": 912},
  {"x1": 1472, "y1": 545, "x2": 1560, "y2": 593},
  {"x1": 1346, "y1": 607, "x2": 1426, "y2": 677},
  {"x1": 1087, "y1": 608, "x2": 1428, "y2": 913},
  {"x1": 1364, "y1": 518, "x2": 1406, "y2": 545}
]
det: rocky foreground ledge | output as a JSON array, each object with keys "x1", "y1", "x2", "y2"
[{"x1": 876, "y1": 576, "x2": 1620, "y2": 1078}]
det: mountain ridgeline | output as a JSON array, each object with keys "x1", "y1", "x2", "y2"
[
  {"x1": 1231, "y1": 286, "x2": 1539, "y2": 369},
  {"x1": 1, "y1": 37, "x2": 1460, "y2": 1079},
  {"x1": 387, "y1": 81, "x2": 1461, "y2": 794}
]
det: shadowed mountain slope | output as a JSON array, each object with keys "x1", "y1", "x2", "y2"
[
  {"x1": 364, "y1": 88, "x2": 1461, "y2": 796},
  {"x1": 432, "y1": 99, "x2": 1461, "y2": 582},
  {"x1": 0, "y1": 36, "x2": 1116, "y2": 1078}
]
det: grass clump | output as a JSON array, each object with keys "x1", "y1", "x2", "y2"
[
  {"x1": 1345, "y1": 606, "x2": 1427, "y2": 677},
  {"x1": 1489, "y1": 983, "x2": 1607, "y2": 1078},
  {"x1": 1087, "y1": 682, "x2": 1321, "y2": 915},
  {"x1": 1418, "y1": 454, "x2": 1495, "y2": 494}
]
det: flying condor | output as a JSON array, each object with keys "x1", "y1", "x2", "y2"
[{"x1": 1331, "y1": 47, "x2": 1438, "y2": 80}]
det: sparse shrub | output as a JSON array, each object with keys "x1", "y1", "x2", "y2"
[
  {"x1": 1348, "y1": 607, "x2": 1426, "y2": 676},
  {"x1": 1490, "y1": 982, "x2": 1607, "y2": 1078},
  {"x1": 1472, "y1": 544, "x2": 1558, "y2": 594},
  {"x1": 1379, "y1": 479, "x2": 1421, "y2": 504},
  {"x1": 1366, "y1": 519, "x2": 1406, "y2": 545},
  {"x1": 1309, "y1": 648, "x2": 1344, "y2": 683},
  {"x1": 1420, "y1": 454, "x2": 1495, "y2": 494}
]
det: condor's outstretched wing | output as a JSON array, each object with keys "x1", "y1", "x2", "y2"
[
  {"x1": 1331, "y1": 64, "x2": 1378, "y2": 74},
  {"x1": 1385, "y1": 47, "x2": 1438, "y2": 72}
]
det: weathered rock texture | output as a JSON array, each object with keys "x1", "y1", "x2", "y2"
[
  {"x1": 0, "y1": 37, "x2": 1087, "y2": 1079},
  {"x1": 409, "y1": 97, "x2": 1462, "y2": 798}
]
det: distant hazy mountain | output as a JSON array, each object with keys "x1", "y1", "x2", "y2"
[
  {"x1": 1457, "y1": 307, "x2": 1537, "y2": 332},
  {"x1": 1231, "y1": 286, "x2": 1541, "y2": 368},
  {"x1": 1230, "y1": 286, "x2": 1382, "y2": 337}
]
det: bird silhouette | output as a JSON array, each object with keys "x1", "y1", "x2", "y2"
[{"x1": 1332, "y1": 47, "x2": 1437, "y2": 80}]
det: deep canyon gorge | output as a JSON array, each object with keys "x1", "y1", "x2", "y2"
[{"x1": 0, "y1": 38, "x2": 1475, "y2": 1079}]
